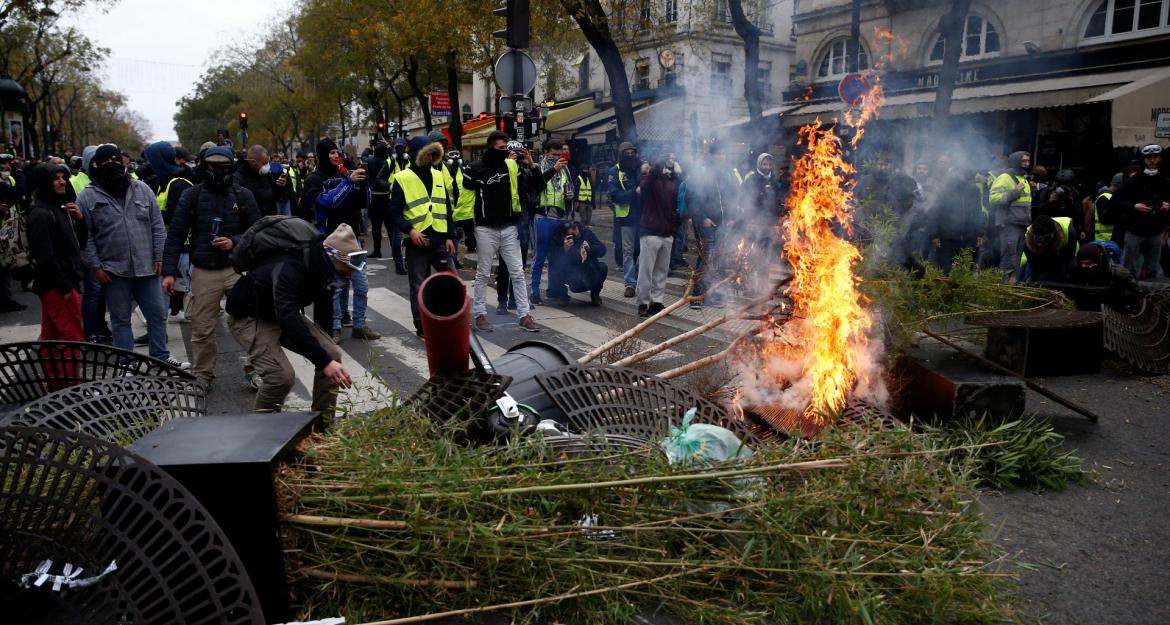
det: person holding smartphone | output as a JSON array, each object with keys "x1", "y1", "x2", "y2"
[
  {"x1": 302, "y1": 138, "x2": 380, "y2": 343},
  {"x1": 161, "y1": 146, "x2": 260, "y2": 388}
]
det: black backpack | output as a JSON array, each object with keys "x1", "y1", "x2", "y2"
[{"x1": 230, "y1": 215, "x2": 321, "y2": 274}]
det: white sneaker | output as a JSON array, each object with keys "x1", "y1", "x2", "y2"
[
  {"x1": 162, "y1": 356, "x2": 191, "y2": 370},
  {"x1": 169, "y1": 310, "x2": 188, "y2": 324}
]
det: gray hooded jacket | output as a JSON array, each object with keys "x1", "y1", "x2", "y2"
[{"x1": 78, "y1": 178, "x2": 166, "y2": 277}]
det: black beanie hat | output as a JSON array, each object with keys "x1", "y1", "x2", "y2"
[{"x1": 90, "y1": 144, "x2": 122, "y2": 174}]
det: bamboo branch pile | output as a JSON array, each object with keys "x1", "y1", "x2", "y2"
[{"x1": 279, "y1": 408, "x2": 1015, "y2": 625}]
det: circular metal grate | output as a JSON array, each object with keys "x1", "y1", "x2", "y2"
[
  {"x1": 534, "y1": 365, "x2": 768, "y2": 445},
  {"x1": 1, "y1": 376, "x2": 208, "y2": 443},
  {"x1": 965, "y1": 309, "x2": 1102, "y2": 329},
  {"x1": 407, "y1": 370, "x2": 514, "y2": 442},
  {"x1": 0, "y1": 426, "x2": 262, "y2": 625},
  {"x1": 0, "y1": 341, "x2": 195, "y2": 413},
  {"x1": 1102, "y1": 290, "x2": 1170, "y2": 374}
]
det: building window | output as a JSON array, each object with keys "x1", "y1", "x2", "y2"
[
  {"x1": 578, "y1": 53, "x2": 591, "y2": 93},
  {"x1": 815, "y1": 38, "x2": 869, "y2": 80},
  {"x1": 1082, "y1": 0, "x2": 1170, "y2": 40},
  {"x1": 639, "y1": 0, "x2": 651, "y2": 27},
  {"x1": 927, "y1": 14, "x2": 1001, "y2": 64},
  {"x1": 462, "y1": 104, "x2": 472, "y2": 122},
  {"x1": 756, "y1": 61, "x2": 772, "y2": 100},
  {"x1": 635, "y1": 59, "x2": 651, "y2": 91},
  {"x1": 710, "y1": 53, "x2": 732, "y2": 95},
  {"x1": 665, "y1": 0, "x2": 678, "y2": 22}
]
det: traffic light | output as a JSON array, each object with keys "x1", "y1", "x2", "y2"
[
  {"x1": 376, "y1": 119, "x2": 387, "y2": 132},
  {"x1": 497, "y1": 114, "x2": 516, "y2": 138},
  {"x1": 238, "y1": 111, "x2": 248, "y2": 131},
  {"x1": 493, "y1": 0, "x2": 530, "y2": 49}
]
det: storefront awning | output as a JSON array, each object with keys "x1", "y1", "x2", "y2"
[
  {"x1": 782, "y1": 69, "x2": 1152, "y2": 126},
  {"x1": 717, "y1": 102, "x2": 811, "y2": 130},
  {"x1": 460, "y1": 117, "x2": 498, "y2": 148},
  {"x1": 573, "y1": 98, "x2": 677, "y2": 144},
  {"x1": 543, "y1": 100, "x2": 597, "y2": 133},
  {"x1": 1086, "y1": 67, "x2": 1170, "y2": 147}
]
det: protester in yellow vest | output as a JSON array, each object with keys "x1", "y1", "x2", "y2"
[
  {"x1": 988, "y1": 150, "x2": 1033, "y2": 282},
  {"x1": 387, "y1": 138, "x2": 455, "y2": 337},
  {"x1": 1020, "y1": 215, "x2": 1076, "y2": 282}
]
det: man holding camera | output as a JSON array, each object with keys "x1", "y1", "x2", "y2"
[
  {"x1": 162, "y1": 146, "x2": 261, "y2": 388},
  {"x1": 546, "y1": 221, "x2": 607, "y2": 307},
  {"x1": 1114, "y1": 144, "x2": 1170, "y2": 279},
  {"x1": 461, "y1": 131, "x2": 558, "y2": 332}
]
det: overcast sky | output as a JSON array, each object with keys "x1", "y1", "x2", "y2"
[{"x1": 66, "y1": 0, "x2": 297, "y2": 143}]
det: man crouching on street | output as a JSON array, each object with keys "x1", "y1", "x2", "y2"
[{"x1": 226, "y1": 224, "x2": 361, "y2": 417}]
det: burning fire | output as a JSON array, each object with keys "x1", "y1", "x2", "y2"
[{"x1": 737, "y1": 82, "x2": 888, "y2": 431}]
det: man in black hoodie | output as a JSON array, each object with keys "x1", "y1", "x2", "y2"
[
  {"x1": 461, "y1": 130, "x2": 555, "y2": 332},
  {"x1": 26, "y1": 163, "x2": 87, "y2": 341},
  {"x1": 1114, "y1": 144, "x2": 1170, "y2": 279},
  {"x1": 301, "y1": 138, "x2": 379, "y2": 343}
]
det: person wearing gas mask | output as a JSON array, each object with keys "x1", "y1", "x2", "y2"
[
  {"x1": 371, "y1": 137, "x2": 413, "y2": 274},
  {"x1": 1113, "y1": 144, "x2": 1170, "y2": 279},
  {"x1": 461, "y1": 131, "x2": 555, "y2": 333},
  {"x1": 988, "y1": 150, "x2": 1034, "y2": 282},
  {"x1": 144, "y1": 140, "x2": 197, "y2": 319},
  {"x1": 1034, "y1": 168, "x2": 1082, "y2": 229},
  {"x1": 78, "y1": 144, "x2": 187, "y2": 369},
  {"x1": 160, "y1": 146, "x2": 259, "y2": 388},
  {"x1": 235, "y1": 145, "x2": 290, "y2": 217}
]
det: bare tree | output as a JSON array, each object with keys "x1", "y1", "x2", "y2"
[
  {"x1": 728, "y1": 0, "x2": 762, "y2": 125},
  {"x1": 560, "y1": 0, "x2": 638, "y2": 142}
]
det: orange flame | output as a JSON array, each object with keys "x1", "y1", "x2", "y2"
[{"x1": 739, "y1": 84, "x2": 887, "y2": 429}]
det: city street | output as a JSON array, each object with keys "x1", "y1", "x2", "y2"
[{"x1": 1, "y1": 225, "x2": 1168, "y2": 624}]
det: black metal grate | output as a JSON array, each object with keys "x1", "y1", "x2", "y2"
[
  {"x1": 0, "y1": 341, "x2": 194, "y2": 413},
  {"x1": 0, "y1": 426, "x2": 262, "y2": 625},
  {"x1": 1, "y1": 376, "x2": 207, "y2": 443},
  {"x1": 535, "y1": 365, "x2": 768, "y2": 446},
  {"x1": 407, "y1": 370, "x2": 513, "y2": 426},
  {"x1": 1102, "y1": 290, "x2": 1170, "y2": 374},
  {"x1": 965, "y1": 309, "x2": 1102, "y2": 329}
]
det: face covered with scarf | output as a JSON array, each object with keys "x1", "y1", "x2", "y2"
[{"x1": 91, "y1": 144, "x2": 128, "y2": 195}]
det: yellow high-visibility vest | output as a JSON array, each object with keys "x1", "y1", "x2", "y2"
[
  {"x1": 70, "y1": 171, "x2": 91, "y2": 196},
  {"x1": 1093, "y1": 192, "x2": 1114, "y2": 241},
  {"x1": 157, "y1": 176, "x2": 192, "y2": 211},
  {"x1": 577, "y1": 175, "x2": 592, "y2": 202},
  {"x1": 613, "y1": 169, "x2": 631, "y2": 219},
  {"x1": 394, "y1": 167, "x2": 449, "y2": 233}
]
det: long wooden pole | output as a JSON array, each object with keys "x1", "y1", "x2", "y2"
[
  {"x1": 578, "y1": 275, "x2": 698, "y2": 365},
  {"x1": 921, "y1": 329, "x2": 1100, "y2": 422}
]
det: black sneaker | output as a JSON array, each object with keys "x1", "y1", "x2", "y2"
[
  {"x1": 341, "y1": 313, "x2": 353, "y2": 327},
  {"x1": 395, "y1": 264, "x2": 408, "y2": 275},
  {"x1": 496, "y1": 302, "x2": 508, "y2": 315},
  {"x1": 370, "y1": 251, "x2": 382, "y2": 259},
  {"x1": 637, "y1": 305, "x2": 649, "y2": 318},
  {"x1": 134, "y1": 333, "x2": 149, "y2": 346},
  {"x1": 647, "y1": 302, "x2": 665, "y2": 316}
]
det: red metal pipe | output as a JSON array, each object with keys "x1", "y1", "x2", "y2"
[{"x1": 418, "y1": 270, "x2": 470, "y2": 376}]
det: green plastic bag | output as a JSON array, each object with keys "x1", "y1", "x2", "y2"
[{"x1": 658, "y1": 408, "x2": 752, "y2": 466}]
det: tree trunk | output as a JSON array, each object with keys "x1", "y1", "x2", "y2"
[
  {"x1": 444, "y1": 50, "x2": 463, "y2": 151},
  {"x1": 846, "y1": 0, "x2": 862, "y2": 73},
  {"x1": 405, "y1": 55, "x2": 432, "y2": 133},
  {"x1": 561, "y1": 0, "x2": 638, "y2": 143},
  {"x1": 728, "y1": 0, "x2": 762, "y2": 125},
  {"x1": 932, "y1": 0, "x2": 973, "y2": 136}
]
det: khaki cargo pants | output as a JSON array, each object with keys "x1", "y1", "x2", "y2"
[{"x1": 229, "y1": 315, "x2": 343, "y2": 417}]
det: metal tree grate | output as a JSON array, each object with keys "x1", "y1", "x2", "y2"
[
  {"x1": 1102, "y1": 290, "x2": 1170, "y2": 374},
  {"x1": 0, "y1": 341, "x2": 195, "y2": 414},
  {"x1": 535, "y1": 365, "x2": 768, "y2": 445},
  {"x1": 746, "y1": 399, "x2": 900, "y2": 438},
  {"x1": 1, "y1": 376, "x2": 208, "y2": 443},
  {"x1": 407, "y1": 370, "x2": 513, "y2": 425},
  {"x1": 0, "y1": 426, "x2": 262, "y2": 625},
  {"x1": 965, "y1": 309, "x2": 1102, "y2": 329}
]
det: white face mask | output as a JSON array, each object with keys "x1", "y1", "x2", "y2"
[{"x1": 259, "y1": 164, "x2": 271, "y2": 175}]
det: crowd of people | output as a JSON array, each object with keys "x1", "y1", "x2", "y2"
[{"x1": 0, "y1": 131, "x2": 1166, "y2": 416}]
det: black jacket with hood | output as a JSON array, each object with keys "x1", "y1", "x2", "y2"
[
  {"x1": 1114, "y1": 168, "x2": 1170, "y2": 236},
  {"x1": 462, "y1": 149, "x2": 554, "y2": 226},
  {"x1": 25, "y1": 163, "x2": 87, "y2": 296},
  {"x1": 226, "y1": 246, "x2": 338, "y2": 369},
  {"x1": 301, "y1": 139, "x2": 368, "y2": 236}
]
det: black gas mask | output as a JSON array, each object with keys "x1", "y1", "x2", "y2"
[{"x1": 203, "y1": 163, "x2": 234, "y2": 190}]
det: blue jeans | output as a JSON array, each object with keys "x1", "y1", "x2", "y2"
[
  {"x1": 530, "y1": 215, "x2": 564, "y2": 296},
  {"x1": 391, "y1": 229, "x2": 404, "y2": 267},
  {"x1": 277, "y1": 199, "x2": 292, "y2": 216},
  {"x1": 105, "y1": 275, "x2": 170, "y2": 359},
  {"x1": 333, "y1": 266, "x2": 369, "y2": 330},
  {"x1": 82, "y1": 271, "x2": 109, "y2": 338},
  {"x1": 670, "y1": 218, "x2": 690, "y2": 267},
  {"x1": 621, "y1": 224, "x2": 638, "y2": 288}
]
